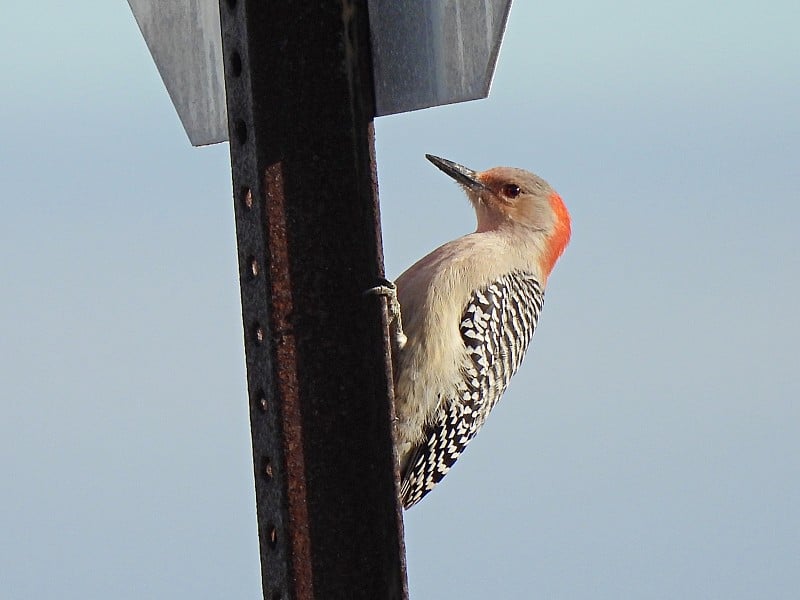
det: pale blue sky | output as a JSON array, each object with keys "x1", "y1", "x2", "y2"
[{"x1": 1, "y1": 2, "x2": 799, "y2": 599}]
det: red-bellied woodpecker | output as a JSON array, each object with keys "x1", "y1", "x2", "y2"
[{"x1": 379, "y1": 154, "x2": 571, "y2": 509}]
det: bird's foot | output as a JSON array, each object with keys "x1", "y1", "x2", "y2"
[{"x1": 365, "y1": 278, "x2": 407, "y2": 350}]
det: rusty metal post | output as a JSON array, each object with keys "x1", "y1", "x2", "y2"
[{"x1": 218, "y1": 1, "x2": 408, "y2": 599}]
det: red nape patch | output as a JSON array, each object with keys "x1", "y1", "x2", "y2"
[{"x1": 543, "y1": 192, "x2": 572, "y2": 277}]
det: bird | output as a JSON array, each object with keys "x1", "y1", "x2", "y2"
[{"x1": 376, "y1": 154, "x2": 571, "y2": 509}]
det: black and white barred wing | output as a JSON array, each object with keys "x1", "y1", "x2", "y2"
[{"x1": 400, "y1": 271, "x2": 545, "y2": 508}]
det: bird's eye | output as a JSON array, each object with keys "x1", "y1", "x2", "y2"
[{"x1": 502, "y1": 183, "x2": 521, "y2": 199}]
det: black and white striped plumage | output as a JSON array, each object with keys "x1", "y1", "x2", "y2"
[{"x1": 400, "y1": 271, "x2": 544, "y2": 508}]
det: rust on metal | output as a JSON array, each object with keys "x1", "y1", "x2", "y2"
[{"x1": 263, "y1": 161, "x2": 314, "y2": 599}]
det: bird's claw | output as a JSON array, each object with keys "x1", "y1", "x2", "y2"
[
  {"x1": 364, "y1": 277, "x2": 397, "y2": 298},
  {"x1": 365, "y1": 278, "x2": 407, "y2": 350}
]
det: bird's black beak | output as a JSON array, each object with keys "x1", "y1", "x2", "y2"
[{"x1": 426, "y1": 154, "x2": 486, "y2": 192}]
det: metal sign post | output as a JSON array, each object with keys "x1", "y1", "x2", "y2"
[
  {"x1": 219, "y1": 1, "x2": 407, "y2": 598},
  {"x1": 127, "y1": 1, "x2": 515, "y2": 597}
]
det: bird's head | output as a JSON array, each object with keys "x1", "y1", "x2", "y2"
[{"x1": 426, "y1": 154, "x2": 571, "y2": 276}]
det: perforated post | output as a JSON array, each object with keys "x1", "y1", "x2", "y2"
[{"x1": 218, "y1": 1, "x2": 408, "y2": 599}]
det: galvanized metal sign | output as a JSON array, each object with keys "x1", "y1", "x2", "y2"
[
  {"x1": 368, "y1": 1, "x2": 512, "y2": 115},
  {"x1": 127, "y1": 0, "x2": 513, "y2": 145},
  {"x1": 128, "y1": 0, "x2": 228, "y2": 146}
]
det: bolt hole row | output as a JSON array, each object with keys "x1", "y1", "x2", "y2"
[{"x1": 224, "y1": 17, "x2": 282, "y2": 592}]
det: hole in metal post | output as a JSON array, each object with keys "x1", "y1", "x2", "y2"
[
  {"x1": 230, "y1": 51, "x2": 243, "y2": 77},
  {"x1": 234, "y1": 119, "x2": 248, "y2": 145},
  {"x1": 255, "y1": 389, "x2": 267, "y2": 411},
  {"x1": 253, "y1": 322, "x2": 265, "y2": 345},
  {"x1": 263, "y1": 458, "x2": 273, "y2": 480},
  {"x1": 241, "y1": 187, "x2": 254, "y2": 210},
  {"x1": 248, "y1": 256, "x2": 260, "y2": 277},
  {"x1": 268, "y1": 524, "x2": 278, "y2": 548}
]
